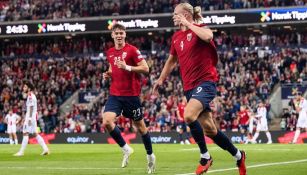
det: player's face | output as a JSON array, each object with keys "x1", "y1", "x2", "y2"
[
  {"x1": 111, "y1": 28, "x2": 126, "y2": 46},
  {"x1": 23, "y1": 84, "x2": 29, "y2": 93},
  {"x1": 173, "y1": 6, "x2": 186, "y2": 26}
]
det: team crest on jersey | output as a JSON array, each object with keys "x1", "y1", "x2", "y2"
[
  {"x1": 122, "y1": 52, "x2": 127, "y2": 59},
  {"x1": 187, "y1": 33, "x2": 192, "y2": 41}
]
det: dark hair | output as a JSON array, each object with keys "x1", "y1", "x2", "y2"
[
  {"x1": 112, "y1": 23, "x2": 126, "y2": 31},
  {"x1": 23, "y1": 80, "x2": 34, "y2": 90}
]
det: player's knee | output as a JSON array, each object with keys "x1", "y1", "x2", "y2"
[
  {"x1": 134, "y1": 121, "x2": 147, "y2": 135},
  {"x1": 103, "y1": 118, "x2": 113, "y2": 127},
  {"x1": 138, "y1": 126, "x2": 147, "y2": 135},
  {"x1": 184, "y1": 110, "x2": 198, "y2": 124},
  {"x1": 204, "y1": 125, "x2": 217, "y2": 137},
  {"x1": 103, "y1": 117, "x2": 115, "y2": 132}
]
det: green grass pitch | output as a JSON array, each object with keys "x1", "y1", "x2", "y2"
[{"x1": 0, "y1": 144, "x2": 307, "y2": 175}]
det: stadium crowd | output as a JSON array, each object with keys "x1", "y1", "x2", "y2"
[
  {"x1": 1, "y1": 32, "x2": 306, "y2": 58},
  {"x1": 0, "y1": 30, "x2": 306, "y2": 133},
  {"x1": 0, "y1": 57, "x2": 108, "y2": 133},
  {"x1": 1, "y1": 0, "x2": 306, "y2": 21}
]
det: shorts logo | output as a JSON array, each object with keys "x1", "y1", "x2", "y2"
[{"x1": 187, "y1": 33, "x2": 192, "y2": 41}]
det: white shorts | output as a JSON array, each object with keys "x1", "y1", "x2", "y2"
[
  {"x1": 7, "y1": 125, "x2": 17, "y2": 133},
  {"x1": 256, "y1": 122, "x2": 268, "y2": 131},
  {"x1": 23, "y1": 123, "x2": 37, "y2": 134},
  {"x1": 296, "y1": 116, "x2": 307, "y2": 128}
]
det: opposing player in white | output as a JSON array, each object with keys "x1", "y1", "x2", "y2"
[
  {"x1": 244, "y1": 107, "x2": 255, "y2": 144},
  {"x1": 292, "y1": 92, "x2": 307, "y2": 144},
  {"x1": 4, "y1": 109, "x2": 21, "y2": 145},
  {"x1": 14, "y1": 81, "x2": 50, "y2": 156},
  {"x1": 252, "y1": 101, "x2": 272, "y2": 144}
]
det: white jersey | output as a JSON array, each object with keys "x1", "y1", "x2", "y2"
[
  {"x1": 5, "y1": 113, "x2": 19, "y2": 126},
  {"x1": 23, "y1": 92, "x2": 38, "y2": 134},
  {"x1": 297, "y1": 98, "x2": 307, "y2": 128},
  {"x1": 5, "y1": 113, "x2": 20, "y2": 133},
  {"x1": 256, "y1": 106, "x2": 268, "y2": 131},
  {"x1": 25, "y1": 92, "x2": 38, "y2": 122}
]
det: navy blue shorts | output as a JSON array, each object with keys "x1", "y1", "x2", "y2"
[
  {"x1": 239, "y1": 124, "x2": 248, "y2": 131},
  {"x1": 104, "y1": 96, "x2": 143, "y2": 121},
  {"x1": 184, "y1": 81, "x2": 216, "y2": 112}
]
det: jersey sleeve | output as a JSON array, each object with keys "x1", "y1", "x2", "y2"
[
  {"x1": 132, "y1": 47, "x2": 144, "y2": 64},
  {"x1": 170, "y1": 35, "x2": 177, "y2": 56},
  {"x1": 106, "y1": 49, "x2": 112, "y2": 64}
]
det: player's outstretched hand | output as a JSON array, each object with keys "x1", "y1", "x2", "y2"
[
  {"x1": 103, "y1": 71, "x2": 111, "y2": 80},
  {"x1": 151, "y1": 79, "x2": 163, "y2": 95}
]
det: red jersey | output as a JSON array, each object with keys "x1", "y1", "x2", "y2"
[
  {"x1": 107, "y1": 43, "x2": 144, "y2": 96},
  {"x1": 170, "y1": 24, "x2": 219, "y2": 91},
  {"x1": 177, "y1": 102, "x2": 186, "y2": 122},
  {"x1": 238, "y1": 110, "x2": 249, "y2": 125}
]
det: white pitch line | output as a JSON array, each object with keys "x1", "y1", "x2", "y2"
[
  {"x1": 2, "y1": 167, "x2": 144, "y2": 170},
  {"x1": 181, "y1": 148, "x2": 292, "y2": 151},
  {"x1": 2, "y1": 158, "x2": 307, "y2": 173},
  {"x1": 175, "y1": 158, "x2": 307, "y2": 175}
]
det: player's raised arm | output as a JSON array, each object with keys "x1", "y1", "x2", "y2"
[
  {"x1": 174, "y1": 15, "x2": 213, "y2": 43},
  {"x1": 173, "y1": 6, "x2": 213, "y2": 43},
  {"x1": 152, "y1": 54, "x2": 177, "y2": 94},
  {"x1": 116, "y1": 58, "x2": 149, "y2": 74}
]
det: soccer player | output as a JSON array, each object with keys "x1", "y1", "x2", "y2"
[
  {"x1": 152, "y1": 3, "x2": 246, "y2": 175},
  {"x1": 102, "y1": 23, "x2": 156, "y2": 174},
  {"x1": 176, "y1": 97, "x2": 191, "y2": 144},
  {"x1": 251, "y1": 101, "x2": 272, "y2": 144},
  {"x1": 291, "y1": 92, "x2": 307, "y2": 143},
  {"x1": 14, "y1": 81, "x2": 49, "y2": 156},
  {"x1": 245, "y1": 106, "x2": 255, "y2": 144},
  {"x1": 4, "y1": 109, "x2": 21, "y2": 145},
  {"x1": 238, "y1": 106, "x2": 249, "y2": 143}
]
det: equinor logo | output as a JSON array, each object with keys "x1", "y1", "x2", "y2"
[
  {"x1": 151, "y1": 136, "x2": 172, "y2": 143},
  {"x1": 67, "y1": 137, "x2": 89, "y2": 143},
  {"x1": 0, "y1": 137, "x2": 10, "y2": 143}
]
